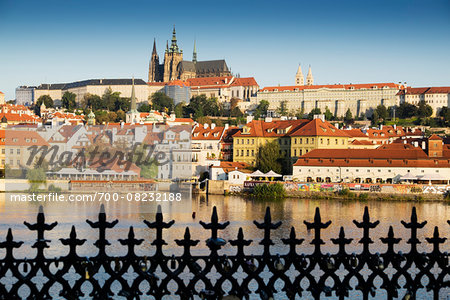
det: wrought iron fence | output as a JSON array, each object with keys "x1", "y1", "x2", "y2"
[{"x1": 0, "y1": 204, "x2": 448, "y2": 300}]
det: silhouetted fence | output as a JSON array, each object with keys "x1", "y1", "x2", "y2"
[{"x1": 0, "y1": 205, "x2": 448, "y2": 299}]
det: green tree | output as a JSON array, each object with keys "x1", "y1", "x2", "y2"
[
  {"x1": 256, "y1": 140, "x2": 283, "y2": 174},
  {"x1": 83, "y1": 94, "x2": 102, "y2": 110},
  {"x1": 151, "y1": 92, "x2": 174, "y2": 112},
  {"x1": 230, "y1": 106, "x2": 244, "y2": 117},
  {"x1": 397, "y1": 102, "x2": 418, "y2": 119},
  {"x1": 34, "y1": 95, "x2": 54, "y2": 115},
  {"x1": 138, "y1": 102, "x2": 152, "y2": 112},
  {"x1": 344, "y1": 108, "x2": 354, "y2": 125},
  {"x1": 375, "y1": 104, "x2": 388, "y2": 121},
  {"x1": 417, "y1": 101, "x2": 433, "y2": 118},
  {"x1": 439, "y1": 107, "x2": 450, "y2": 126},
  {"x1": 276, "y1": 100, "x2": 288, "y2": 116},
  {"x1": 186, "y1": 95, "x2": 220, "y2": 119},
  {"x1": 27, "y1": 167, "x2": 46, "y2": 192},
  {"x1": 253, "y1": 100, "x2": 269, "y2": 119},
  {"x1": 295, "y1": 107, "x2": 305, "y2": 119},
  {"x1": 62, "y1": 91, "x2": 77, "y2": 110},
  {"x1": 116, "y1": 110, "x2": 126, "y2": 122},
  {"x1": 102, "y1": 88, "x2": 122, "y2": 111},
  {"x1": 371, "y1": 110, "x2": 380, "y2": 126},
  {"x1": 174, "y1": 102, "x2": 186, "y2": 118},
  {"x1": 324, "y1": 106, "x2": 334, "y2": 121},
  {"x1": 308, "y1": 108, "x2": 321, "y2": 119},
  {"x1": 115, "y1": 97, "x2": 131, "y2": 112}
]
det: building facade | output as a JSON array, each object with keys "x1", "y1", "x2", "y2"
[
  {"x1": 15, "y1": 86, "x2": 35, "y2": 105},
  {"x1": 34, "y1": 79, "x2": 150, "y2": 105},
  {"x1": 292, "y1": 144, "x2": 450, "y2": 184},
  {"x1": 258, "y1": 83, "x2": 402, "y2": 118},
  {"x1": 148, "y1": 27, "x2": 231, "y2": 82},
  {"x1": 397, "y1": 86, "x2": 450, "y2": 116}
]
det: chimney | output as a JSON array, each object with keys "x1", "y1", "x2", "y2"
[
  {"x1": 211, "y1": 123, "x2": 216, "y2": 129},
  {"x1": 120, "y1": 121, "x2": 124, "y2": 129},
  {"x1": 204, "y1": 123, "x2": 209, "y2": 129},
  {"x1": 225, "y1": 123, "x2": 229, "y2": 130},
  {"x1": 265, "y1": 117, "x2": 273, "y2": 123},
  {"x1": 414, "y1": 141, "x2": 418, "y2": 148},
  {"x1": 422, "y1": 141, "x2": 426, "y2": 149},
  {"x1": 393, "y1": 124, "x2": 396, "y2": 130},
  {"x1": 246, "y1": 115, "x2": 253, "y2": 124},
  {"x1": 335, "y1": 123, "x2": 339, "y2": 129},
  {"x1": 380, "y1": 124, "x2": 383, "y2": 130}
]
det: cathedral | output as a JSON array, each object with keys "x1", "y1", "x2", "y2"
[{"x1": 148, "y1": 27, "x2": 231, "y2": 82}]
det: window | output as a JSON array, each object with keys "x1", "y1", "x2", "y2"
[
  {"x1": 236, "y1": 151, "x2": 239, "y2": 157},
  {"x1": 17, "y1": 149, "x2": 20, "y2": 154},
  {"x1": 251, "y1": 150, "x2": 254, "y2": 156},
  {"x1": 1, "y1": 149, "x2": 4, "y2": 154},
  {"x1": 246, "y1": 150, "x2": 249, "y2": 156},
  {"x1": 335, "y1": 139, "x2": 338, "y2": 144},
  {"x1": 17, "y1": 160, "x2": 20, "y2": 165},
  {"x1": 241, "y1": 150, "x2": 244, "y2": 156},
  {"x1": 247, "y1": 139, "x2": 249, "y2": 144},
  {"x1": 237, "y1": 139, "x2": 239, "y2": 144},
  {"x1": 252, "y1": 139, "x2": 254, "y2": 144},
  {"x1": 10, "y1": 149, "x2": 13, "y2": 154},
  {"x1": 294, "y1": 149, "x2": 297, "y2": 156}
]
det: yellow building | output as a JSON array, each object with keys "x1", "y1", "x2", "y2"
[
  {"x1": 232, "y1": 116, "x2": 350, "y2": 168},
  {"x1": 289, "y1": 117, "x2": 350, "y2": 164}
]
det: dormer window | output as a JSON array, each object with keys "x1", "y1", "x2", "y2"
[
  {"x1": 203, "y1": 133, "x2": 209, "y2": 137},
  {"x1": 193, "y1": 133, "x2": 199, "y2": 137},
  {"x1": 267, "y1": 128, "x2": 273, "y2": 133},
  {"x1": 213, "y1": 133, "x2": 219, "y2": 137}
]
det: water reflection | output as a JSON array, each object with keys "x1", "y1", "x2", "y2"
[{"x1": 0, "y1": 193, "x2": 448, "y2": 259}]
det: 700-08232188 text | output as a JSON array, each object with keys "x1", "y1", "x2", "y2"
[{"x1": 8, "y1": 192, "x2": 183, "y2": 202}]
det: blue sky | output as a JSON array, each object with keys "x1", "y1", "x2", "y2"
[{"x1": 0, "y1": 0, "x2": 449, "y2": 100}]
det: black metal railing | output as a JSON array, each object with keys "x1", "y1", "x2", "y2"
[{"x1": 0, "y1": 205, "x2": 448, "y2": 300}]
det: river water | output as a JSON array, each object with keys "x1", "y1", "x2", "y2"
[
  {"x1": 0, "y1": 193, "x2": 449, "y2": 299},
  {"x1": 0, "y1": 193, "x2": 448, "y2": 258}
]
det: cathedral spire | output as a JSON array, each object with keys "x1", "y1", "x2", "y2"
[
  {"x1": 130, "y1": 77, "x2": 137, "y2": 112},
  {"x1": 152, "y1": 38, "x2": 157, "y2": 55},
  {"x1": 306, "y1": 65, "x2": 314, "y2": 86},
  {"x1": 169, "y1": 25, "x2": 180, "y2": 53},
  {"x1": 193, "y1": 39, "x2": 197, "y2": 63},
  {"x1": 295, "y1": 64, "x2": 304, "y2": 85}
]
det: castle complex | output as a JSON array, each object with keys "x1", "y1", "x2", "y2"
[{"x1": 148, "y1": 26, "x2": 231, "y2": 82}]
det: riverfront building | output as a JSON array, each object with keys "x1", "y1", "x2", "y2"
[
  {"x1": 232, "y1": 116, "x2": 350, "y2": 167},
  {"x1": 292, "y1": 135, "x2": 450, "y2": 183}
]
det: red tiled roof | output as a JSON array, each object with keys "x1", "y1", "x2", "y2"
[
  {"x1": 397, "y1": 86, "x2": 450, "y2": 95},
  {"x1": 290, "y1": 118, "x2": 351, "y2": 137},
  {"x1": 429, "y1": 134, "x2": 443, "y2": 141},
  {"x1": 261, "y1": 83, "x2": 400, "y2": 92},
  {"x1": 211, "y1": 161, "x2": 250, "y2": 173},
  {"x1": 298, "y1": 148, "x2": 429, "y2": 160},
  {"x1": 294, "y1": 148, "x2": 449, "y2": 168},
  {"x1": 344, "y1": 129, "x2": 368, "y2": 138},
  {"x1": 192, "y1": 124, "x2": 225, "y2": 140},
  {"x1": 0, "y1": 113, "x2": 41, "y2": 123},
  {"x1": 4, "y1": 130, "x2": 49, "y2": 147},
  {"x1": 350, "y1": 140, "x2": 374, "y2": 145},
  {"x1": 187, "y1": 76, "x2": 258, "y2": 89},
  {"x1": 232, "y1": 119, "x2": 309, "y2": 138}
]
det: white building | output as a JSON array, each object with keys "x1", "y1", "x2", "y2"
[
  {"x1": 397, "y1": 86, "x2": 450, "y2": 116},
  {"x1": 15, "y1": 86, "x2": 35, "y2": 105},
  {"x1": 258, "y1": 83, "x2": 402, "y2": 118},
  {"x1": 292, "y1": 144, "x2": 450, "y2": 184}
]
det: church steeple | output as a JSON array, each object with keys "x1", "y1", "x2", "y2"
[
  {"x1": 126, "y1": 77, "x2": 140, "y2": 123},
  {"x1": 130, "y1": 77, "x2": 137, "y2": 112},
  {"x1": 306, "y1": 65, "x2": 314, "y2": 86},
  {"x1": 152, "y1": 38, "x2": 157, "y2": 55},
  {"x1": 192, "y1": 39, "x2": 197, "y2": 63},
  {"x1": 169, "y1": 25, "x2": 181, "y2": 53},
  {"x1": 295, "y1": 64, "x2": 304, "y2": 85}
]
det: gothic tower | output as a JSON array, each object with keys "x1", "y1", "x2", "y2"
[
  {"x1": 306, "y1": 65, "x2": 314, "y2": 86},
  {"x1": 192, "y1": 40, "x2": 197, "y2": 63},
  {"x1": 295, "y1": 64, "x2": 304, "y2": 85},
  {"x1": 163, "y1": 25, "x2": 183, "y2": 82},
  {"x1": 148, "y1": 39, "x2": 161, "y2": 82},
  {"x1": 126, "y1": 77, "x2": 140, "y2": 123}
]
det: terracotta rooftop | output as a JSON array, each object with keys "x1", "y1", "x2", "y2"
[{"x1": 260, "y1": 83, "x2": 400, "y2": 92}]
